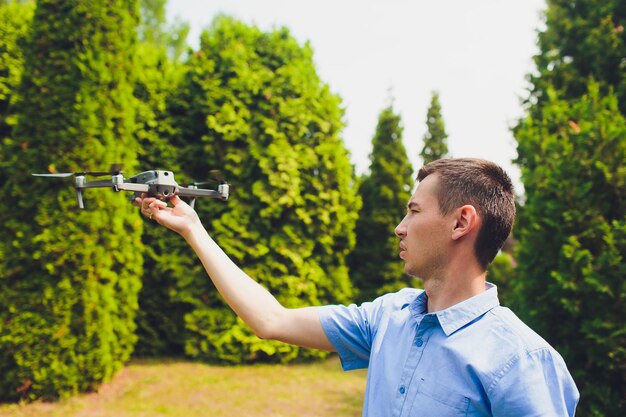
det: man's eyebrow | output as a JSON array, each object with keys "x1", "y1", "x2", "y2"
[{"x1": 407, "y1": 201, "x2": 420, "y2": 210}]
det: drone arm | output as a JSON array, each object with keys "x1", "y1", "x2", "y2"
[
  {"x1": 78, "y1": 179, "x2": 115, "y2": 189},
  {"x1": 114, "y1": 183, "x2": 151, "y2": 193},
  {"x1": 176, "y1": 187, "x2": 225, "y2": 200}
]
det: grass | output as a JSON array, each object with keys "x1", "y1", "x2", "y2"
[{"x1": 0, "y1": 356, "x2": 366, "y2": 417}]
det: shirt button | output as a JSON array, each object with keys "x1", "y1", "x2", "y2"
[
  {"x1": 399, "y1": 386, "x2": 406, "y2": 395},
  {"x1": 416, "y1": 338, "x2": 423, "y2": 347}
]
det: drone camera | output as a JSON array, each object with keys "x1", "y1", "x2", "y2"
[{"x1": 156, "y1": 185, "x2": 177, "y2": 197}]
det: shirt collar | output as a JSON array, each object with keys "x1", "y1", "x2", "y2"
[{"x1": 409, "y1": 283, "x2": 500, "y2": 336}]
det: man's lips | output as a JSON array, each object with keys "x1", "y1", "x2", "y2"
[{"x1": 399, "y1": 242, "x2": 407, "y2": 258}]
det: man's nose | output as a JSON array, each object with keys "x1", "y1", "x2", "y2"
[{"x1": 395, "y1": 217, "x2": 407, "y2": 237}]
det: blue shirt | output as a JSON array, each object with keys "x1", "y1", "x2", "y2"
[{"x1": 319, "y1": 284, "x2": 579, "y2": 417}]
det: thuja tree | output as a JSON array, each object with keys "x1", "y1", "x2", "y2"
[
  {"x1": 0, "y1": 0, "x2": 143, "y2": 400},
  {"x1": 0, "y1": 1, "x2": 33, "y2": 185},
  {"x1": 137, "y1": 0, "x2": 189, "y2": 62},
  {"x1": 348, "y1": 105, "x2": 415, "y2": 302},
  {"x1": 514, "y1": 1, "x2": 626, "y2": 414},
  {"x1": 132, "y1": 0, "x2": 191, "y2": 357},
  {"x1": 167, "y1": 15, "x2": 360, "y2": 363},
  {"x1": 513, "y1": 83, "x2": 626, "y2": 416},
  {"x1": 529, "y1": 0, "x2": 626, "y2": 114},
  {"x1": 419, "y1": 91, "x2": 449, "y2": 164}
]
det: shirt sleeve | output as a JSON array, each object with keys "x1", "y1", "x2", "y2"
[
  {"x1": 488, "y1": 347, "x2": 580, "y2": 416},
  {"x1": 318, "y1": 293, "x2": 397, "y2": 371}
]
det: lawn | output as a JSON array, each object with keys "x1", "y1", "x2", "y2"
[{"x1": 0, "y1": 355, "x2": 366, "y2": 417}]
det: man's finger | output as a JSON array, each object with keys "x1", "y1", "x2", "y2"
[
  {"x1": 169, "y1": 194, "x2": 182, "y2": 206},
  {"x1": 149, "y1": 199, "x2": 168, "y2": 210}
]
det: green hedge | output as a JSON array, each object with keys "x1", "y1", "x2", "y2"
[
  {"x1": 160, "y1": 16, "x2": 360, "y2": 363},
  {"x1": 513, "y1": 83, "x2": 626, "y2": 416},
  {"x1": 0, "y1": 0, "x2": 143, "y2": 400}
]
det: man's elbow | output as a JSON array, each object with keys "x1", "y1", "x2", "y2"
[
  {"x1": 250, "y1": 308, "x2": 286, "y2": 341},
  {"x1": 253, "y1": 324, "x2": 274, "y2": 340}
]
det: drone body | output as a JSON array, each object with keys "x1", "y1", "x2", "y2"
[{"x1": 33, "y1": 169, "x2": 229, "y2": 209}]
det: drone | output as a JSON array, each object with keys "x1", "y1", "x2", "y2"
[{"x1": 32, "y1": 166, "x2": 229, "y2": 209}]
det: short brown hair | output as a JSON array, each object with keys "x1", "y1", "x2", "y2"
[{"x1": 417, "y1": 158, "x2": 515, "y2": 269}]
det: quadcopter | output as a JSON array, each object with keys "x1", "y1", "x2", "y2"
[{"x1": 32, "y1": 166, "x2": 229, "y2": 209}]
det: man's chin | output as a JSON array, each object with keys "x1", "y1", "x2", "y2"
[{"x1": 403, "y1": 266, "x2": 421, "y2": 279}]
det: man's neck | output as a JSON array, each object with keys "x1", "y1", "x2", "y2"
[{"x1": 423, "y1": 270, "x2": 487, "y2": 313}]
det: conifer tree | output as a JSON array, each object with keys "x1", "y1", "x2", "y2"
[
  {"x1": 166, "y1": 15, "x2": 360, "y2": 363},
  {"x1": 513, "y1": 1, "x2": 626, "y2": 414},
  {"x1": 529, "y1": 0, "x2": 626, "y2": 114},
  {"x1": 514, "y1": 84, "x2": 626, "y2": 416},
  {"x1": 137, "y1": 0, "x2": 189, "y2": 62},
  {"x1": 0, "y1": 0, "x2": 142, "y2": 400},
  {"x1": 348, "y1": 104, "x2": 416, "y2": 302},
  {"x1": 420, "y1": 91, "x2": 449, "y2": 164},
  {"x1": 132, "y1": 0, "x2": 191, "y2": 357},
  {"x1": 0, "y1": 1, "x2": 33, "y2": 186}
]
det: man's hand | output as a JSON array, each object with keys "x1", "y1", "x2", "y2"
[{"x1": 136, "y1": 194, "x2": 201, "y2": 237}]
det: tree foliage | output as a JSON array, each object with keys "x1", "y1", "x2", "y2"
[
  {"x1": 514, "y1": 1, "x2": 626, "y2": 415},
  {"x1": 0, "y1": 1, "x2": 33, "y2": 185},
  {"x1": 137, "y1": 0, "x2": 189, "y2": 62},
  {"x1": 165, "y1": 15, "x2": 360, "y2": 363},
  {"x1": 419, "y1": 91, "x2": 449, "y2": 164},
  {"x1": 486, "y1": 251, "x2": 516, "y2": 306},
  {"x1": 348, "y1": 104, "x2": 416, "y2": 302},
  {"x1": 513, "y1": 83, "x2": 626, "y2": 416},
  {"x1": 0, "y1": 0, "x2": 143, "y2": 400},
  {"x1": 131, "y1": 0, "x2": 191, "y2": 357},
  {"x1": 529, "y1": 0, "x2": 626, "y2": 115}
]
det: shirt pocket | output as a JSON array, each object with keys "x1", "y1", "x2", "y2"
[{"x1": 410, "y1": 378, "x2": 470, "y2": 416}]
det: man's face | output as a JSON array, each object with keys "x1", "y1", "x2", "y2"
[{"x1": 394, "y1": 174, "x2": 454, "y2": 279}]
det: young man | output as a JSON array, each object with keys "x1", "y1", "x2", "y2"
[{"x1": 138, "y1": 158, "x2": 579, "y2": 416}]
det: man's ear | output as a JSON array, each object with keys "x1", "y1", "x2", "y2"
[{"x1": 451, "y1": 205, "x2": 479, "y2": 241}]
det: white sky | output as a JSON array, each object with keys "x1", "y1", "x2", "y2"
[{"x1": 166, "y1": 0, "x2": 547, "y2": 192}]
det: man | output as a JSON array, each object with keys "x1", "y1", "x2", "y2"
[{"x1": 138, "y1": 158, "x2": 579, "y2": 416}]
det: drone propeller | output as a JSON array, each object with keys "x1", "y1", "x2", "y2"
[
  {"x1": 192, "y1": 170, "x2": 233, "y2": 191},
  {"x1": 87, "y1": 163, "x2": 123, "y2": 176},
  {"x1": 32, "y1": 164, "x2": 123, "y2": 178},
  {"x1": 32, "y1": 173, "x2": 75, "y2": 178},
  {"x1": 32, "y1": 164, "x2": 124, "y2": 208},
  {"x1": 208, "y1": 169, "x2": 225, "y2": 182}
]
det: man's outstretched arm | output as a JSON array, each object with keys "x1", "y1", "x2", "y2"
[{"x1": 137, "y1": 194, "x2": 335, "y2": 352}]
